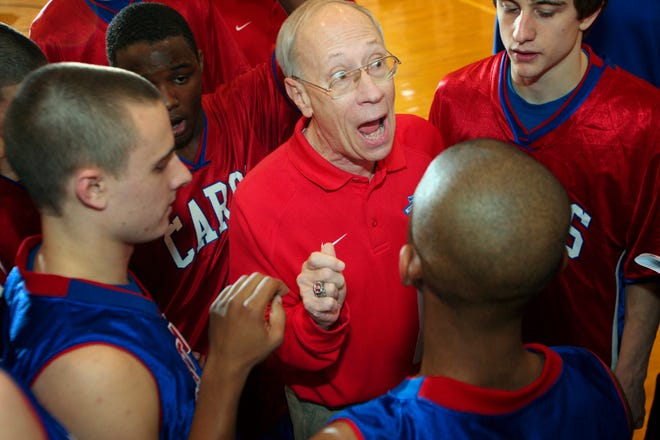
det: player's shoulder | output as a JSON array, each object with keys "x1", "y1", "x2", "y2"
[
  {"x1": 32, "y1": 344, "x2": 160, "y2": 438},
  {"x1": 30, "y1": 0, "x2": 93, "y2": 33},
  {"x1": 394, "y1": 114, "x2": 443, "y2": 157},
  {"x1": 395, "y1": 113, "x2": 438, "y2": 133},
  {"x1": 312, "y1": 420, "x2": 360, "y2": 440},
  {"x1": 549, "y1": 345, "x2": 613, "y2": 377},
  {"x1": 601, "y1": 64, "x2": 660, "y2": 100},
  {"x1": 434, "y1": 54, "x2": 501, "y2": 109},
  {"x1": 36, "y1": 344, "x2": 156, "y2": 388},
  {"x1": 440, "y1": 53, "x2": 500, "y2": 86}
]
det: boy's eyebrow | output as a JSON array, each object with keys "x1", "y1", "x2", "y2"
[
  {"x1": 154, "y1": 146, "x2": 177, "y2": 166},
  {"x1": 532, "y1": 0, "x2": 567, "y2": 5},
  {"x1": 169, "y1": 62, "x2": 194, "y2": 71}
]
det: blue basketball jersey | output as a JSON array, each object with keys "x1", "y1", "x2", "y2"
[
  {"x1": 330, "y1": 344, "x2": 631, "y2": 439},
  {"x1": 1, "y1": 236, "x2": 202, "y2": 439}
]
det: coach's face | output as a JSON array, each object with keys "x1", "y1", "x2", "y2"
[
  {"x1": 284, "y1": 3, "x2": 396, "y2": 178},
  {"x1": 113, "y1": 36, "x2": 204, "y2": 160}
]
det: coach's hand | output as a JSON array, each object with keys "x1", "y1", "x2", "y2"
[{"x1": 297, "y1": 243, "x2": 347, "y2": 330}]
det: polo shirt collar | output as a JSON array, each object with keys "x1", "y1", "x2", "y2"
[{"x1": 287, "y1": 117, "x2": 406, "y2": 191}]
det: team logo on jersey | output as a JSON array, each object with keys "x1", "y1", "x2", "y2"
[
  {"x1": 566, "y1": 202, "x2": 592, "y2": 259},
  {"x1": 404, "y1": 195, "x2": 413, "y2": 216},
  {"x1": 165, "y1": 171, "x2": 244, "y2": 268}
]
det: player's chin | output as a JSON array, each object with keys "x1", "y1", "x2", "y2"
[{"x1": 143, "y1": 215, "x2": 172, "y2": 242}]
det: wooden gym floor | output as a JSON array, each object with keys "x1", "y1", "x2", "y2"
[{"x1": 0, "y1": 0, "x2": 657, "y2": 437}]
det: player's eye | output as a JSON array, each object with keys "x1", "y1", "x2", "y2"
[{"x1": 173, "y1": 74, "x2": 189, "y2": 85}]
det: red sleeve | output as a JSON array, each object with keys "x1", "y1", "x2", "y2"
[
  {"x1": 228, "y1": 177, "x2": 349, "y2": 371},
  {"x1": 623, "y1": 122, "x2": 660, "y2": 281},
  {"x1": 29, "y1": 0, "x2": 109, "y2": 65},
  {"x1": 205, "y1": 61, "x2": 300, "y2": 158}
]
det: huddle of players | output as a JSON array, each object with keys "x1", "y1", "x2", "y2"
[{"x1": 1, "y1": 0, "x2": 659, "y2": 439}]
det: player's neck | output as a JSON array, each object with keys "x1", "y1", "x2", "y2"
[
  {"x1": 420, "y1": 295, "x2": 544, "y2": 390},
  {"x1": 37, "y1": 217, "x2": 133, "y2": 285},
  {"x1": 421, "y1": 335, "x2": 545, "y2": 391},
  {"x1": 510, "y1": 43, "x2": 588, "y2": 105}
]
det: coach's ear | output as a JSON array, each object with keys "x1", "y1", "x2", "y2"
[
  {"x1": 284, "y1": 77, "x2": 312, "y2": 117},
  {"x1": 74, "y1": 167, "x2": 108, "y2": 210}
]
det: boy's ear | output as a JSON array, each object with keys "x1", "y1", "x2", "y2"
[
  {"x1": 578, "y1": 6, "x2": 602, "y2": 32},
  {"x1": 284, "y1": 77, "x2": 313, "y2": 117},
  {"x1": 399, "y1": 244, "x2": 423, "y2": 287},
  {"x1": 74, "y1": 168, "x2": 108, "y2": 211}
]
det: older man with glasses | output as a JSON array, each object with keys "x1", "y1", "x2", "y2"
[{"x1": 228, "y1": 0, "x2": 443, "y2": 438}]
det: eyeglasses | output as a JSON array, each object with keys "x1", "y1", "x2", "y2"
[{"x1": 292, "y1": 54, "x2": 401, "y2": 99}]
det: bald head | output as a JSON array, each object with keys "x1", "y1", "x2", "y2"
[
  {"x1": 276, "y1": 0, "x2": 384, "y2": 77},
  {"x1": 409, "y1": 139, "x2": 570, "y2": 304}
]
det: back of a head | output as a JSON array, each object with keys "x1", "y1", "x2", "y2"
[
  {"x1": 4, "y1": 62, "x2": 162, "y2": 216},
  {"x1": 106, "y1": 2, "x2": 199, "y2": 66},
  {"x1": 0, "y1": 23, "x2": 46, "y2": 91},
  {"x1": 410, "y1": 138, "x2": 570, "y2": 305},
  {"x1": 275, "y1": 0, "x2": 384, "y2": 77}
]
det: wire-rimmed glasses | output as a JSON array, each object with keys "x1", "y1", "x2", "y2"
[{"x1": 292, "y1": 54, "x2": 401, "y2": 99}]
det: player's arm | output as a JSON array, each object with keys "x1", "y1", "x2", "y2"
[
  {"x1": 310, "y1": 421, "x2": 359, "y2": 440},
  {"x1": 614, "y1": 281, "x2": 660, "y2": 429},
  {"x1": 31, "y1": 345, "x2": 160, "y2": 440},
  {"x1": 188, "y1": 273, "x2": 286, "y2": 440},
  {"x1": 0, "y1": 370, "x2": 48, "y2": 440}
]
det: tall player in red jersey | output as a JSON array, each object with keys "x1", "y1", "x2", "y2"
[
  {"x1": 29, "y1": 0, "x2": 250, "y2": 93},
  {"x1": 429, "y1": 0, "x2": 660, "y2": 430},
  {"x1": 106, "y1": 2, "x2": 300, "y2": 355}
]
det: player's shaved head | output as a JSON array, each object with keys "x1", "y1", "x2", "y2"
[
  {"x1": 0, "y1": 23, "x2": 47, "y2": 175},
  {"x1": 0, "y1": 23, "x2": 46, "y2": 91},
  {"x1": 409, "y1": 138, "x2": 570, "y2": 306},
  {"x1": 4, "y1": 62, "x2": 163, "y2": 215}
]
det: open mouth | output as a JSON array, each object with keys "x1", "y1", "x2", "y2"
[
  {"x1": 358, "y1": 116, "x2": 386, "y2": 142},
  {"x1": 171, "y1": 117, "x2": 186, "y2": 137}
]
